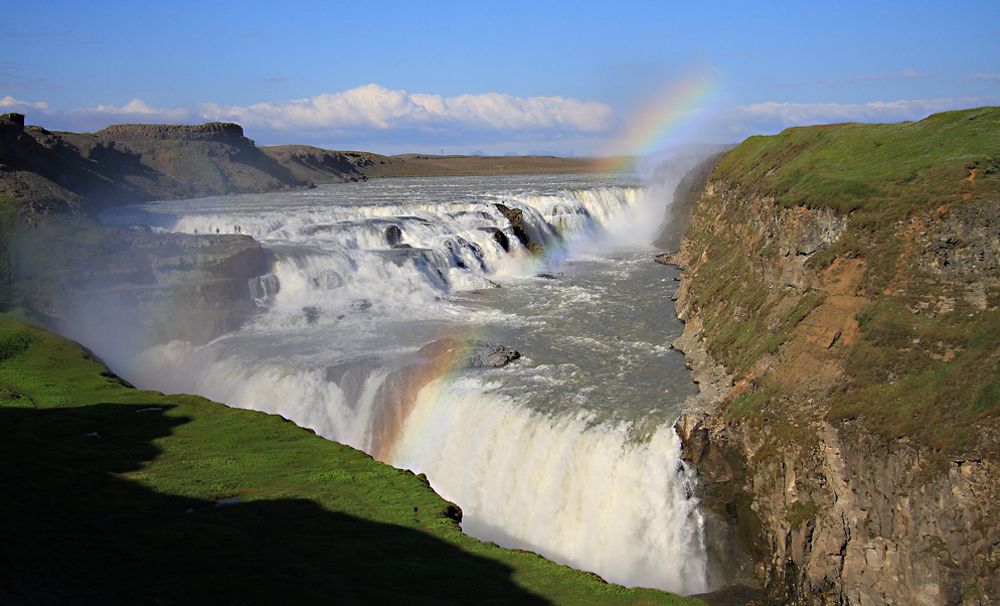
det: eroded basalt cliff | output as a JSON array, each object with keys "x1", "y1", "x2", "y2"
[
  {"x1": 0, "y1": 113, "x2": 626, "y2": 217},
  {"x1": 662, "y1": 109, "x2": 1000, "y2": 605}
]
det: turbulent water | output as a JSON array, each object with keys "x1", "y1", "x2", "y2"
[{"x1": 99, "y1": 172, "x2": 709, "y2": 594}]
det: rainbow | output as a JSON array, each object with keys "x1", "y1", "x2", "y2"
[
  {"x1": 367, "y1": 327, "x2": 488, "y2": 463},
  {"x1": 604, "y1": 71, "x2": 718, "y2": 171},
  {"x1": 375, "y1": 84, "x2": 728, "y2": 458}
]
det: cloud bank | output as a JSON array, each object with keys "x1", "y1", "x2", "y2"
[
  {"x1": 199, "y1": 84, "x2": 615, "y2": 133},
  {"x1": 4, "y1": 87, "x2": 999, "y2": 155},
  {"x1": 2, "y1": 85, "x2": 616, "y2": 153},
  {"x1": 3, "y1": 85, "x2": 613, "y2": 135}
]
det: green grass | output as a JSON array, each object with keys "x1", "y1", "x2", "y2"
[
  {"x1": 0, "y1": 314, "x2": 702, "y2": 605},
  {"x1": 828, "y1": 301, "x2": 1000, "y2": 453},
  {"x1": 715, "y1": 107, "x2": 1000, "y2": 232},
  {"x1": 785, "y1": 500, "x2": 819, "y2": 530}
]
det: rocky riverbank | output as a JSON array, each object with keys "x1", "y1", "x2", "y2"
[{"x1": 660, "y1": 107, "x2": 1000, "y2": 605}]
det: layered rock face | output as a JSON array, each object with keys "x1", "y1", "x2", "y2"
[{"x1": 662, "y1": 174, "x2": 999, "y2": 605}]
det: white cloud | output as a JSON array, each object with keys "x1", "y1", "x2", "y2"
[
  {"x1": 81, "y1": 98, "x2": 193, "y2": 122},
  {"x1": 820, "y1": 70, "x2": 937, "y2": 86},
  {"x1": 899, "y1": 69, "x2": 935, "y2": 79},
  {"x1": 198, "y1": 84, "x2": 615, "y2": 133},
  {"x1": 0, "y1": 95, "x2": 56, "y2": 114}
]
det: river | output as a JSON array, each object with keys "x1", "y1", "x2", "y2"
[{"x1": 98, "y1": 171, "x2": 709, "y2": 594}]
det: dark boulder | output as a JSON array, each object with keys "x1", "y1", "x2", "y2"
[
  {"x1": 495, "y1": 203, "x2": 543, "y2": 254},
  {"x1": 418, "y1": 338, "x2": 520, "y2": 369},
  {"x1": 385, "y1": 225, "x2": 403, "y2": 247},
  {"x1": 479, "y1": 227, "x2": 510, "y2": 252}
]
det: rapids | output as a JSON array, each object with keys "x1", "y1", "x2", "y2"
[{"x1": 98, "y1": 172, "x2": 710, "y2": 594}]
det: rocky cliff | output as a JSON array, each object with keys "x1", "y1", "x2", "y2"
[
  {"x1": 3, "y1": 215, "x2": 271, "y2": 346},
  {"x1": 660, "y1": 107, "x2": 1000, "y2": 605},
  {"x1": 259, "y1": 145, "x2": 378, "y2": 184},
  {"x1": 0, "y1": 114, "x2": 370, "y2": 215}
]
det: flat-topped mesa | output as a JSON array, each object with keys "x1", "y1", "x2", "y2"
[
  {"x1": 97, "y1": 122, "x2": 251, "y2": 145},
  {"x1": 0, "y1": 118, "x2": 316, "y2": 215},
  {"x1": 1, "y1": 112, "x2": 26, "y2": 133}
]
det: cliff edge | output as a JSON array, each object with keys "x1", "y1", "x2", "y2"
[
  {"x1": 661, "y1": 107, "x2": 1000, "y2": 605},
  {"x1": 0, "y1": 114, "x2": 371, "y2": 215}
]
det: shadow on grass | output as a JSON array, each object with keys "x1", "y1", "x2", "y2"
[{"x1": 0, "y1": 402, "x2": 549, "y2": 605}]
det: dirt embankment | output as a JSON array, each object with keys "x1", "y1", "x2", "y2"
[{"x1": 354, "y1": 153, "x2": 627, "y2": 178}]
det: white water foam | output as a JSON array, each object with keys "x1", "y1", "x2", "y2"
[
  {"x1": 99, "y1": 173, "x2": 712, "y2": 594},
  {"x1": 391, "y1": 375, "x2": 708, "y2": 594}
]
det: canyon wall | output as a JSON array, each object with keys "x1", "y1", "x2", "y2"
[
  {"x1": 2, "y1": 214, "x2": 271, "y2": 346},
  {"x1": 662, "y1": 108, "x2": 1000, "y2": 604}
]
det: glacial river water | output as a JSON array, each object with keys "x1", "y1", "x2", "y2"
[{"x1": 98, "y1": 172, "x2": 709, "y2": 594}]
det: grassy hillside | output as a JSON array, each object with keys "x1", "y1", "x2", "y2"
[
  {"x1": 0, "y1": 313, "x2": 701, "y2": 604},
  {"x1": 688, "y1": 107, "x2": 1000, "y2": 458},
  {"x1": 716, "y1": 107, "x2": 1000, "y2": 220}
]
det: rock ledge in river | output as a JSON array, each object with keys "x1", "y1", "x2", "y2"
[{"x1": 418, "y1": 338, "x2": 521, "y2": 368}]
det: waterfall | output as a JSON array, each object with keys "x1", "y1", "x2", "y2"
[{"x1": 98, "y1": 173, "x2": 710, "y2": 594}]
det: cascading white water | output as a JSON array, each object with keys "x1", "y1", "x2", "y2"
[
  {"x1": 392, "y1": 376, "x2": 707, "y2": 594},
  {"x1": 97, "y1": 172, "x2": 712, "y2": 594}
]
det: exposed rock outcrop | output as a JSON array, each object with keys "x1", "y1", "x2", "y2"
[
  {"x1": 663, "y1": 168, "x2": 1000, "y2": 604},
  {"x1": 495, "y1": 203, "x2": 545, "y2": 254},
  {"x1": 418, "y1": 338, "x2": 521, "y2": 369},
  {"x1": 259, "y1": 145, "x2": 373, "y2": 184},
  {"x1": 653, "y1": 151, "x2": 728, "y2": 252}
]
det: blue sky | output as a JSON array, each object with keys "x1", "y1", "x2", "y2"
[{"x1": 2, "y1": 0, "x2": 998, "y2": 156}]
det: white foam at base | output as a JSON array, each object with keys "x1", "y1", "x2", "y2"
[{"x1": 390, "y1": 375, "x2": 708, "y2": 595}]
